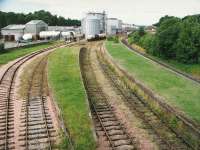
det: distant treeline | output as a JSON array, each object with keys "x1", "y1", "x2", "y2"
[
  {"x1": 128, "y1": 15, "x2": 200, "y2": 64},
  {"x1": 0, "y1": 10, "x2": 81, "y2": 29}
]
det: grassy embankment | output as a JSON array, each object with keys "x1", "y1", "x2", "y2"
[
  {"x1": 106, "y1": 41, "x2": 200, "y2": 123},
  {"x1": 129, "y1": 42, "x2": 200, "y2": 80},
  {"x1": 0, "y1": 42, "x2": 55, "y2": 65},
  {"x1": 48, "y1": 47, "x2": 96, "y2": 150}
]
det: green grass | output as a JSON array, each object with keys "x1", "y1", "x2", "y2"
[
  {"x1": 161, "y1": 59, "x2": 200, "y2": 80},
  {"x1": 0, "y1": 42, "x2": 54, "y2": 65},
  {"x1": 128, "y1": 42, "x2": 200, "y2": 79},
  {"x1": 106, "y1": 41, "x2": 200, "y2": 123},
  {"x1": 48, "y1": 47, "x2": 96, "y2": 150}
]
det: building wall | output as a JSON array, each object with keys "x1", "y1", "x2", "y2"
[
  {"x1": 1, "y1": 29, "x2": 24, "y2": 41},
  {"x1": 25, "y1": 22, "x2": 47, "y2": 35}
]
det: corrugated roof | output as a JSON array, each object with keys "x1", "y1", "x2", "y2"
[
  {"x1": 26, "y1": 20, "x2": 46, "y2": 25},
  {"x1": 2, "y1": 24, "x2": 25, "y2": 30}
]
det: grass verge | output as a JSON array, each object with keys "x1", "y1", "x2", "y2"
[
  {"x1": 106, "y1": 41, "x2": 200, "y2": 123},
  {"x1": 48, "y1": 47, "x2": 96, "y2": 150},
  {"x1": 129, "y1": 42, "x2": 200, "y2": 80},
  {"x1": 0, "y1": 42, "x2": 54, "y2": 65}
]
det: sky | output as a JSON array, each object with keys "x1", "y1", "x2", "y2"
[{"x1": 0, "y1": 0, "x2": 200, "y2": 25}]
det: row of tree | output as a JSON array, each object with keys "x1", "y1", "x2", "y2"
[
  {"x1": 0, "y1": 10, "x2": 81, "y2": 29},
  {"x1": 128, "y1": 15, "x2": 200, "y2": 64}
]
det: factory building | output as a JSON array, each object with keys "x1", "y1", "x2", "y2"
[
  {"x1": 107, "y1": 18, "x2": 122, "y2": 35},
  {"x1": 25, "y1": 20, "x2": 48, "y2": 40},
  {"x1": 1, "y1": 20, "x2": 48, "y2": 41},
  {"x1": 1, "y1": 25, "x2": 25, "y2": 41}
]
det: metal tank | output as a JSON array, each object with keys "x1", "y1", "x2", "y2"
[
  {"x1": 85, "y1": 16, "x2": 101, "y2": 39},
  {"x1": 86, "y1": 11, "x2": 107, "y2": 34}
]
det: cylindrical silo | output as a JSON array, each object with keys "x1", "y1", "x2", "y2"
[{"x1": 85, "y1": 16, "x2": 100, "y2": 39}]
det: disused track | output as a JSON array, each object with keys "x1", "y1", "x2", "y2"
[
  {"x1": 0, "y1": 43, "x2": 64, "y2": 150},
  {"x1": 19, "y1": 54, "x2": 55, "y2": 149},
  {"x1": 80, "y1": 46, "x2": 136, "y2": 150},
  {"x1": 97, "y1": 44, "x2": 191, "y2": 149}
]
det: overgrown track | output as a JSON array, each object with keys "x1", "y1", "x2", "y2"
[
  {"x1": 121, "y1": 39, "x2": 200, "y2": 84},
  {"x1": 19, "y1": 54, "x2": 55, "y2": 149},
  {"x1": 0, "y1": 43, "x2": 64, "y2": 150},
  {"x1": 97, "y1": 45, "x2": 191, "y2": 149},
  {"x1": 80, "y1": 47, "x2": 136, "y2": 150}
]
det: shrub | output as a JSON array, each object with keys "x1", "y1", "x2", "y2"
[
  {"x1": 107, "y1": 36, "x2": 119, "y2": 43},
  {"x1": 0, "y1": 42, "x2": 4, "y2": 51}
]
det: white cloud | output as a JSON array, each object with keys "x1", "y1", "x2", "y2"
[{"x1": 1, "y1": 0, "x2": 200, "y2": 25}]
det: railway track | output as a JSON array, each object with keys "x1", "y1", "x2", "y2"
[
  {"x1": 19, "y1": 54, "x2": 55, "y2": 149},
  {"x1": 0, "y1": 43, "x2": 64, "y2": 150},
  {"x1": 97, "y1": 44, "x2": 192, "y2": 149},
  {"x1": 121, "y1": 39, "x2": 200, "y2": 84},
  {"x1": 80, "y1": 47, "x2": 136, "y2": 150}
]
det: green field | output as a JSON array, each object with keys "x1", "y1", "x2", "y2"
[
  {"x1": 0, "y1": 42, "x2": 54, "y2": 65},
  {"x1": 106, "y1": 41, "x2": 200, "y2": 123},
  {"x1": 48, "y1": 47, "x2": 96, "y2": 150}
]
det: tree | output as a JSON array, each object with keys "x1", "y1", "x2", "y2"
[
  {"x1": 155, "y1": 17, "x2": 181, "y2": 58},
  {"x1": 175, "y1": 19, "x2": 200, "y2": 63},
  {"x1": 0, "y1": 10, "x2": 81, "y2": 28},
  {"x1": 138, "y1": 26, "x2": 145, "y2": 36}
]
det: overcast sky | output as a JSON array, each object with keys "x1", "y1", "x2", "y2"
[{"x1": 0, "y1": 0, "x2": 200, "y2": 25}]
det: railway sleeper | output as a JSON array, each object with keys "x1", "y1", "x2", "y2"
[
  {"x1": 107, "y1": 130, "x2": 125, "y2": 136},
  {"x1": 97, "y1": 111, "x2": 113, "y2": 115},
  {"x1": 20, "y1": 126, "x2": 53, "y2": 132},
  {"x1": 114, "y1": 144, "x2": 134, "y2": 150},
  {"x1": 99, "y1": 114, "x2": 115, "y2": 119},
  {"x1": 113, "y1": 139, "x2": 132, "y2": 147},
  {"x1": 20, "y1": 130, "x2": 55, "y2": 136},
  {"x1": 20, "y1": 140, "x2": 55, "y2": 148},
  {"x1": 20, "y1": 118, "x2": 52, "y2": 123},
  {"x1": 102, "y1": 121, "x2": 120, "y2": 127},
  {"x1": 109, "y1": 135, "x2": 129, "y2": 141},
  {"x1": 20, "y1": 115, "x2": 51, "y2": 120}
]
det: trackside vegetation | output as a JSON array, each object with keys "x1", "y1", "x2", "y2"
[
  {"x1": 106, "y1": 41, "x2": 200, "y2": 123},
  {"x1": 128, "y1": 15, "x2": 200, "y2": 64},
  {"x1": 0, "y1": 42, "x2": 54, "y2": 65},
  {"x1": 48, "y1": 47, "x2": 96, "y2": 150}
]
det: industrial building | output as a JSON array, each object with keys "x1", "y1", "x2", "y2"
[
  {"x1": 106, "y1": 18, "x2": 122, "y2": 35},
  {"x1": 25, "y1": 20, "x2": 48, "y2": 40},
  {"x1": 1, "y1": 20, "x2": 48, "y2": 41},
  {"x1": 81, "y1": 11, "x2": 125, "y2": 39},
  {"x1": 1, "y1": 25, "x2": 26, "y2": 41}
]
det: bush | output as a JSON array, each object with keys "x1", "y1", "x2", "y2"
[
  {"x1": 107, "y1": 36, "x2": 119, "y2": 43},
  {"x1": 0, "y1": 42, "x2": 4, "y2": 51},
  {"x1": 139, "y1": 34, "x2": 156, "y2": 54}
]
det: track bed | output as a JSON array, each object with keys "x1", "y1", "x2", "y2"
[{"x1": 80, "y1": 46, "x2": 136, "y2": 150}]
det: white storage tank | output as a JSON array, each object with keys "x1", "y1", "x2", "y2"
[
  {"x1": 39, "y1": 31, "x2": 60, "y2": 39},
  {"x1": 85, "y1": 16, "x2": 100, "y2": 39},
  {"x1": 23, "y1": 34, "x2": 32, "y2": 41}
]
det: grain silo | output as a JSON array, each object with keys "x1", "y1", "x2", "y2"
[
  {"x1": 86, "y1": 11, "x2": 107, "y2": 34},
  {"x1": 82, "y1": 11, "x2": 107, "y2": 39},
  {"x1": 85, "y1": 16, "x2": 101, "y2": 39}
]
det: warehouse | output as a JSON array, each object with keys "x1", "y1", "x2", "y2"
[
  {"x1": 25, "y1": 20, "x2": 48, "y2": 40},
  {"x1": 1, "y1": 25, "x2": 25, "y2": 41}
]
